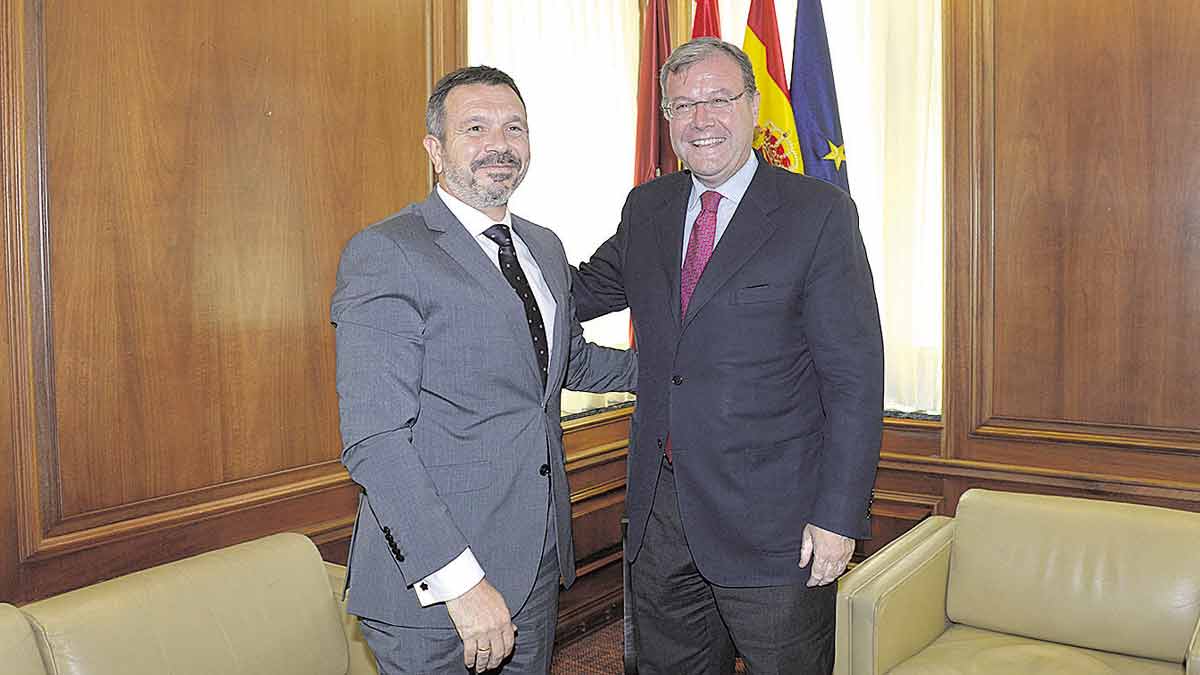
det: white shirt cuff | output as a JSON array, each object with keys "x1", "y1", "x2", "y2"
[{"x1": 413, "y1": 548, "x2": 485, "y2": 607}]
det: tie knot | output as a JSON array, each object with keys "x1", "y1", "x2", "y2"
[
  {"x1": 700, "y1": 190, "x2": 722, "y2": 214},
  {"x1": 483, "y1": 223, "x2": 514, "y2": 249}
]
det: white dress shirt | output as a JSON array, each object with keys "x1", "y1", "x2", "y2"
[
  {"x1": 681, "y1": 152, "x2": 759, "y2": 262},
  {"x1": 411, "y1": 186, "x2": 558, "y2": 607}
]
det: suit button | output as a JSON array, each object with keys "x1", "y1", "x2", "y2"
[
  {"x1": 672, "y1": 375, "x2": 684, "y2": 385},
  {"x1": 539, "y1": 463, "x2": 550, "y2": 476}
]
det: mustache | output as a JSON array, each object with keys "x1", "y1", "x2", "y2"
[{"x1": 471, "y1": 151, "x2": 522, "y2": 172}]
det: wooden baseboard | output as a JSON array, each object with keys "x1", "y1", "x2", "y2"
[{"x1": 555, "y1": 559, "x2": 624, "y2": 648}]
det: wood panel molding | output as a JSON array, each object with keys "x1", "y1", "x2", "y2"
[
  {"x1": 426, "y1": 0, "x2": 467, "y2": 190},
  {"x1": 972, "y1": 422, "x2": 1200, "y2": 455},
  {"x1": 23, "y1": 469, "x2": 356, "y2": 562},
  {"x1": 570, "y1": 478, "x2": 626, "y2": 508},
  {"x1": 857, "y1": 489, "x2": 944, "y2": 560},
  {"x1": 945, "y1": 0, "x2": 1200, "y2": 481},
  {"x1": 428, "y1": 0, "x2": 467, "y2": 81},
  {"x1": 1, "y1": 0, "x2": 467, "y2": 602},
  {"x1": 3, "y1": 0, "x2": 50, "y2": 568},
  {"x1": 5, "y1": 0, "x2": 411, "y2": 564},
  {"x1": 870, "y1": 489, "x2": 943, "y2": 522},
  {"x1": 881, "y1": 454, "x2": 1200, "y2": 506},
  {"x1": 566, "y1": 439, "x2": 628, "y2": 472},
  {"x1": 882, "y1": 417, "x2": 943, "y2": 458}
]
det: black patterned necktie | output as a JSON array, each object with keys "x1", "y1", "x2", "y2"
[{"x1": 483, "y1": 224, "x2": 549, "y2": 387}]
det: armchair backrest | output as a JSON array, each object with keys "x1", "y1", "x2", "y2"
[
  {"x1": 21, "y1": 533, "x2": 351, "y2": 675},
  {"x1": 1, "y1": 602, "x2": 47, "y2": 675},
  {"x1": 947, "y1": 489, "x2": 1200, "y2": 662}
]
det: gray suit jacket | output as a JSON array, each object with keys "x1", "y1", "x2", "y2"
[{"x1": 332, "y1": 191, "x2": 636, "y2": 627}]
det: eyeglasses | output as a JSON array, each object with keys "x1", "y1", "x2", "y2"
[{"x1": 661, "y1": 90, "x2": 751, "y2": 120}]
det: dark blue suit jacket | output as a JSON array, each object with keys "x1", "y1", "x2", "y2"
[{"x1": 573, "y1": 159, "x2": 883, "y2": 586}]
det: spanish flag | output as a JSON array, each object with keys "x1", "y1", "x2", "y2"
[{"x1": 743, "y1": 0, "x2": 802, "y2": 172}]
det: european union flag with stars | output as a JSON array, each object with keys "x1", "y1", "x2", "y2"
[{"x1": 789, "y1": 0, "x2": 849, "y2": 192}]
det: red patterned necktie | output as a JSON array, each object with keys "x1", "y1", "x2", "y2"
[
  {"x1": 668, "y1": 190, "x2": 722, "y2": 462},
  {"x1": 681, "y1": 190, "x2": 722, "y2": 317}
]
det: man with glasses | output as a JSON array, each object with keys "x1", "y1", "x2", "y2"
[{"x1": 572, "y1": 38, "x2": 883, "y2": 674}]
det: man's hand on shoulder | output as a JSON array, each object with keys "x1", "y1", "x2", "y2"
[
  {"x1": 445, "y1": 578, "x2": 516, "y2": 672},
  {"x1": 799, "y1": 523, "x2": 855, "y2": 587}
]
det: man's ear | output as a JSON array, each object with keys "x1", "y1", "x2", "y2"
[{"x1": 422, "y1": 135, "x2": 443, "y2": 174}]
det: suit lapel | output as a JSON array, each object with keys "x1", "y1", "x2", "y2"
[
  {"x1": 653, "y1": 180, "x2": 691, "y2": 329},
  {"x1": 682, "y1": 163, "x2": 783, "y2": 330},
  {"x1": 420, "y1": 193, "x2": 543, "y2": 388},
  {"x1": 512, "y1": 217, "x2": 565, "y2": 403}
]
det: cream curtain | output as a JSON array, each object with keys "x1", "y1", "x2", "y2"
[
  {"x1": 468, "y1": 0, "x2": 942, "y2": 415},
  {"x1": 823, "y1": 0, "x2": 943, "y2": 415},
  {"x1": 468, "y1": 1, "x2": 641, "y2": 412},
  {"x1": 468, "y1": 0, "x2": 640, "y2": 354}
]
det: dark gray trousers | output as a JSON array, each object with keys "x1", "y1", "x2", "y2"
[
  {"x1": 630, "y1": 461, "x2": 836, "y2": 675},
  {"x1": 359, "y1": 511, "x2": 560, "y2": 674}
]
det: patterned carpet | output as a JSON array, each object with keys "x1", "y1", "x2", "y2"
[
  {"x1": 551, "y1": 619, "x2": 625, "y2": 674},
  {"x1": 551, "y1": 620, "x2": 747, "y2": 674}
]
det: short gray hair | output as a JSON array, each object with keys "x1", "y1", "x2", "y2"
[
  {"x1": 426, "y1": 66, "x2": 525, "y2": 141},
  {"x1": 659, "y1": 37, "x2": 757, "y2": 101}
]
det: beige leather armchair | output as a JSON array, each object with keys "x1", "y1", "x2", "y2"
[
  {"x1": 2, "y1": 602, "x2": 47, "y2": 675},
  {"x1": 5, "y1": 533, "x2": 378, "y2": 675},
  {"x1": 836, "y1": 489, "x2": 1200, "y2": 674}
]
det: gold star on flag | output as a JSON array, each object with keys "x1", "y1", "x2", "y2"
[{"x1": 822, "y1": 139, "x2": 846, "y2": 171}]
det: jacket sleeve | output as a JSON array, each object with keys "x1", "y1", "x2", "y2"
[
  {"x1": 571, "y1": 194, "x2": 634, "y2": 321},
  {"x1": 802, "y1": 192, "x2": 885, "y2": 540},
  {"x1": 562, "y1": 271, "x2": 638, "y2": 394},
  {"x1": 331, "y1": 227, "x2": 470, "y2": 585}
]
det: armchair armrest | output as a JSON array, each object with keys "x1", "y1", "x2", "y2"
[
  {"x1": 325, "y1": 562, "x2": 379, "y2": 675},
  {"x1": 1188, "y1": 615, "x2": 1199, "y2": 675},
  {"x1": 835, "y1": 516, "x2": 955, "y2": 675}
]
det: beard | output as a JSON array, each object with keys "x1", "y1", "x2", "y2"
[{"x1": 440, "y1": 150, "x2": 526, "y2": 212}]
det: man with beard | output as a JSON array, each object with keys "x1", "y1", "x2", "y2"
[{"x1": 331, "y1": 66, "x2": 636, "y2": 674}]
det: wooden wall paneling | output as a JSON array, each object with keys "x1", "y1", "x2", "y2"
[
  {"x1": 1, "y1": 0, "x2": 467, "y2": 603},
  {"x1": 988, "y1": 1, "x2": 1200, "y2": 435},
  {"x1": 428, "y1": 0, "x2": 468, "y2": 189},
  {"x1": 944, "y1": 0, "x2": 988, "y2": 468},
  {"x1": 942, "y1": 474, "x2": 1200, "y2": 518},
  {"x1": 563, "y1": 408, "x2": 631, "y2": 574},
  {"x1": 555, "y1": 408, "x2": 632, "y2": 646},
  {"x1": 21, "y1": 482, "x2": 359, "y2": 600},
  {"x1": 944, "y1": 0, "x2": 1200, "y2": 509},
  {"x1": 857, "y1": 489, "x2": 943, "y2": 561},
  {"x1": 873, "y1": 465, "x2": 944, "y2": 499},
  {"x1": 430, "y1": 0, "x2": 468, "y2": 82},
  {"x1": 1, "y1": 0, "x2": 44, "y2": 602},
  {"x1": 881, "y1": 418, "x2": 942, "y2": 458}
]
